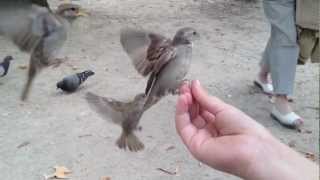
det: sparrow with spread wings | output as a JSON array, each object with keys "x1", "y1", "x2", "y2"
[{"x1": 86, "y1": 27, "x2": 199, "y2": 151}]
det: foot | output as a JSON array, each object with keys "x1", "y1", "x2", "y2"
[
  {"x1": 271, "y1": 96, "x2": 303, "y2": 129},
  {"x1": 271, "y1": 107, "x2": 303, "y2": 129},
  {"x1": 254, "y1": 70, "x2": 273, "y2": 95},
  {"x1": 254, "y1": 78, "x2": 273, "y2": 95}
]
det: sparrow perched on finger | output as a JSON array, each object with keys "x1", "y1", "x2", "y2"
[
  {"x1": 57, "y1": 70, "x2": 95, "y2": 93},
  {"x1": 0, "y1": 0, "x2": 87, "y2": 101},
  {"x1": 120, "y1": 27, "x2": 199, "y2": 109},
  {"x1": 86, "y1": 27, "x2": 199, "y2": 151},
  {"x1": 0, "y1": 56, "x2": 13, "y2": 77}
]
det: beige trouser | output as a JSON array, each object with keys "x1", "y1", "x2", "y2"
[{"x1": 298, "y1": 28, "x2": 320, "y2": 64}]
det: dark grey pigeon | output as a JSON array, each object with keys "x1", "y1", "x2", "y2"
[
  {"x1": 0, "y1": 56, "x2": 13, "y2": 77},
  {"x1": 57, "y1": 70, "x2": 95, "y2": 92}
]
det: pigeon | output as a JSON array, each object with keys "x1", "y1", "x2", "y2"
[
  {"x1": 57, "y1": 70, "x2": 95, "y2": 92},
  {"x1": 86, "y1": 27, "x2": 199, "y2": 151},
  {"x1": 86, "y1": 92, "x2": 147, "y2": 151},
  {"x1": 0, "y1": 1, "x2": 87, "y2": 101},
  {"x1": 0, "y1": 56, "x2": 13, "y2": 77}
]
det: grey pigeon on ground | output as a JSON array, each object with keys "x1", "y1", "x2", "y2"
[
  {"x1": 0, "y1": 1, "x2": 87, "y2": 100},
  {"x1": 57, "y1": 70, "x2": 95, "y2": 92},
  {"x1": 0, "y1": 56, "x2": 13, "y2": 77},
  {"x1": 86, "y1": 27, "x2": 199, "y2": 151}
]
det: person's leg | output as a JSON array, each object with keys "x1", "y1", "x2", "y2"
[
  {"x1": 255, "y1": 41, "x2": 273, "y2": 95},
  {"x1": 263, "y1": 0, "x2": 302, "y2": 126},
  {"x1": 298, "y1": 28, "x2": 317, "y2": 65},
  {"x1": 311, "y1": 32, "x2": 319, "y2": 63},
  {"x1": 259, "y1": 42, "x2": 271, "y2": 84}
]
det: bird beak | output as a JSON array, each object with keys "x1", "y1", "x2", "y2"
[{"x1": 76, "y1": 9, "x2": 89, "y2": 17}]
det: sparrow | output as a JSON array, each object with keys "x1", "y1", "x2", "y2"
[
  {"x1": 0, "y1": 56, "x2": 14, "y2": 77},
  {"x1": 86, "y1": 27, "x2": 199, "y2": 151},
  {"x1": 86, "y1": 92, "x2": 146, "y2": 151},
  {"x1": 0, "y1": 1, "x2": 87, "y2": 101},
  {"x1": 120, "y1": 27, "x2": 199, "y2": 109},
  {"x1": 57, "y1": 70, "x2": 95, "y2": 92}
]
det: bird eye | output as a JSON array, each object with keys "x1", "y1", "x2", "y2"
[
  {"x1": 193, "y1": 31, "x2": 197, "y2": 35},
  {"x1": 71, "y1": 7, "x2": 76, "y2": 11}
]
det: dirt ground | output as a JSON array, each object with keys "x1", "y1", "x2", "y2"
[{"x1": 0, "y1": 0, "x2": 319, "y2": 179}]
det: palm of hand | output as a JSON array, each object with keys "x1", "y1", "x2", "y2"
[{"x1": 176, "y1": 82, "x2": 271, "y2": 177}]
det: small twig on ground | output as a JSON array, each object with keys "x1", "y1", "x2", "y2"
[{"x1": 17, "y1": 141, "x2": 30, "y2": 149}]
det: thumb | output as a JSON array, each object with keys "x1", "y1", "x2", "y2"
[{"x1": 191, "y1": 80, "x2": 228, "y2": 115}]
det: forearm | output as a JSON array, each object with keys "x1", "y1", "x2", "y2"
[{"x1": 245, "y1": 136, "x2": 319, "y2": 180}]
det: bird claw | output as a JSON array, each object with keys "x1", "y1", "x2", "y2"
[{"x1": 170, "y1": 79, "x2": 191, "y2": 95}]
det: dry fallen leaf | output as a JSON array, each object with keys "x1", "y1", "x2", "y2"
[
  {"x1": 303, "y1": 152, "x2": 317, "y2": 162},
  {"x1": 298, "y1": 151, "x2": 317, "y2": 162},
  {"x1": 54, "y1": 166, "x2": 71, "y2": 179},
  {"x1": 101, "y1": 176, "x2": 111, "y2": 180},
  {"x1": 18, "y1": 65, "x2": 28, "y2": 70},
  {"x1": 44, "y1": 166, "x2": 72, "y2": 179}
]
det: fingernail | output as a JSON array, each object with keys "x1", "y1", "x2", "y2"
[{"x1": 194, "y1": 80, "x2": 200, "y2": 87}]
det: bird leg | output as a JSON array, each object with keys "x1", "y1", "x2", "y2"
[{"x1": 21, "y1": 57, "x2": 39, "y2": 101}]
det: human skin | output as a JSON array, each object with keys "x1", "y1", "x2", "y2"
[{"x1": 175, "y1": 80, "x2": 318, "y2": 180}]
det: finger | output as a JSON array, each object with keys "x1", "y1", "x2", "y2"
[
  {"x1": 192, "y1": 115, "x2": 207, "y2": 129},
  {"x1": 175, "y1": 94, "x2": 198, "y2": 146},
  {"x1": 188, "y1": 128, "x2": 213, "y2": 156},
  {"x1": 204, "y1": 121, "x2": 219, "y2": 137},
  {"x1": 180, "y1": 83, "x2": 193, "y2": 105},
  {"x1": 201, "y1": 110, "x2": 216, "y2": 123},
  {"x1": 179, "y1": 81, "x2": 191, "y2": 95},
  {"x1": 190, "y1": 99, "x2": 199, "y2": 120},
  {"x1": 191, "y1": 80, "x2": 229, "y2": 115}
]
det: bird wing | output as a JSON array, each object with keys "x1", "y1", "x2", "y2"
[
  {"x1": 120, "y1": 28, "x2": 176, "y2": 77},
  {"x1": 86, "y1": 92, "x2": 130, "y2": 125},
  {"x1": 0, "y1": 1, "x2": 60, "y2": 53},
  {"x1": 31, "y1": 0, "x2": 50, "y2": 9}
]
